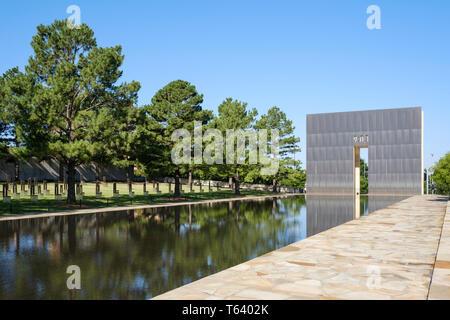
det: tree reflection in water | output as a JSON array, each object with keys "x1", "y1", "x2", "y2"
[{"x1": 0, "y1": 195, "x2": 390, "y2": 300}]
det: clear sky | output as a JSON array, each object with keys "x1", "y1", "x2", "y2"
[{"x1": 1, "y1": 0, "x2": 449, "y2": 169}]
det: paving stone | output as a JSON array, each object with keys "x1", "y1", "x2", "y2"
[
  {"x1": 429, "y1": 198, "x2": 450, "y2": 300},
  {"x1": 153, "y1": 196, "x2": 449, "y2": 300}
]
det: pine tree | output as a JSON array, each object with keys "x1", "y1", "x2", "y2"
[
  {"x1": 255, "y1": 106, "x2": 301, "y2": 192},
  {"x1": 1, "y1": 20, "x2": 140, "y2": 203},
  {"x1": 213, "y1": 98, "x2": 257, "y2": 195},
  {"x1": 146, "y1": 80, "x2": 212, "y2": 197}
]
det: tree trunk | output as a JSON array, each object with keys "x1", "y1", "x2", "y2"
[
  {"x1": 188, "y1": 205, "x2": 192, "y2": 229},
  {"x1": 95, "y1": 164, "x2": 99, "y2": 182},
  {"x1": 68, "y1": 215, "x2": 77, "y2": 255},
  {"x1": 14, "y1": 136, "x2": 19, "y2": 181},
  {"x1": 14, "y1": 160, "x2": 19, "y2": 182},
  {"x1": 272, "y1": 178, "x2": 278, "y2": 193},
  {"x1": 126, "y1": 164, "x2": 134, "y2": 181},
  {"x1": 174, "y1": 167, "x2": 181, "y2": 197},
  {"x1": 235, "y1": 201, "x2": 240, "y2": 222},
  {"x1": 272, "y1": 198, "x2": 277, "y2": 216},
  {"x1": 59, "y1": 163, "x2": 65, "y2": 182},
  {"x1": 67, "y1": 162, "x2": 76, "y2": 204},
  {"x1": 234, "y1": 166, "x2": 240, "y2": 195},
  {"x1": 188, "y1": 169, "x2": 193, "y2": 186},
  {"x1": 175, "y1": 206, "x2": 181, "y2": 235},
  {"x1": 59, "y1": 217, "x2": 64, "y2": 255}
]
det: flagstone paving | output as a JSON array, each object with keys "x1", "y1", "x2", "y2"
[
  {"x1": 153, "y1": 195, "x2": 449, "y2": 300},
  {"x1": 428, "y1": 199, "x2": 450, "y2": 299}
]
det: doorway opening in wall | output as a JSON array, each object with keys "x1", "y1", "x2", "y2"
[
  {"x1": 360, "y1": 147, "x2": 368, "y2": 195},
  {"x1": 353, "y1": 146, "x2": 368, "y2": 219},
  {"x1": 353, "y1": 146, "x2": 368, "y2": 197}
]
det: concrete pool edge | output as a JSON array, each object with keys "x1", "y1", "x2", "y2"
[
  {"x1": 0, "y1": 193, "x2": 300, "y2": 222},
  {"x1": 152, "y1": 195, "x2": 448, "y2": 300}
]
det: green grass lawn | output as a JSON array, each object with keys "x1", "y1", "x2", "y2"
[{"x1": 0, "y1": 182, "x2": 274, "y2": 215}]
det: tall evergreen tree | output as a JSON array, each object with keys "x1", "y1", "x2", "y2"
[
  {"x1": 1, "y1": 68, "x2": 33, "y2": 180},
  {"x1": 95, "y1": 105, "x2": 162, "y2": 181},
  {"x1": 0, "y1": 75, "x2": 11, "y2": 158},
  {"x1": 255, "y1": 106, "x2": 300, "y2": 192},
  {"x1": 213, "y1": 98, "x2": 257, "y2": 195},
  {"x1": 1, "y1": 20, "x2": 140, "y2": 202},
  {"x1": 146, "y1": 80, "x2": 212, "y2": 197}
]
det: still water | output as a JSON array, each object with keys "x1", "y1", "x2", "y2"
[{"x1": 0, "y1": 195, "x2": 405, "y2": 299}]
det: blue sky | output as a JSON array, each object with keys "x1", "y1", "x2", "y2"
[{"x1": 1, "y1": 0, "x2": 449, "y2": 168}]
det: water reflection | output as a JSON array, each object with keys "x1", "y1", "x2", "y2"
[
  {"x1": 0, "y1": 195, "x2": 405, "y2": 299},
  {"x1": 368, "y1": 196, "x2": 407, "y2": 213},
  {"x1": 305, "y1": 195, "x2": 407, "y2": 237},
  {"x1": 306, "y1": 196, "x2": 355, "y2": 237}
]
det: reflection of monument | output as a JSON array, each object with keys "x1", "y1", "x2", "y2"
[
  {"x1": 368, "y1": 196, "x2": 407, "y2": 213},
  {"x1": 306, "y1": 195, "x2": 408, "y2": 237},
  {"x1": 306, "y1": 107, "x2": 423, "y2": 195},
  {"x1": 306, "y1": 196, "x2": 354, "y2": 237}
]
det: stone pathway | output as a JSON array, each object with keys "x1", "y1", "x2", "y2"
[
  {"x1": 153, "y1": 195, "x2": 449, "y2": 300},
  {"x1": 429, "y1": 199, "x2": 450, "y2": 299}
]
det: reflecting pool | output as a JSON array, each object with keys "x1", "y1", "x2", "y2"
[{"x1": 0, "y1": 195, "x2": 406, "y2": 299}]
